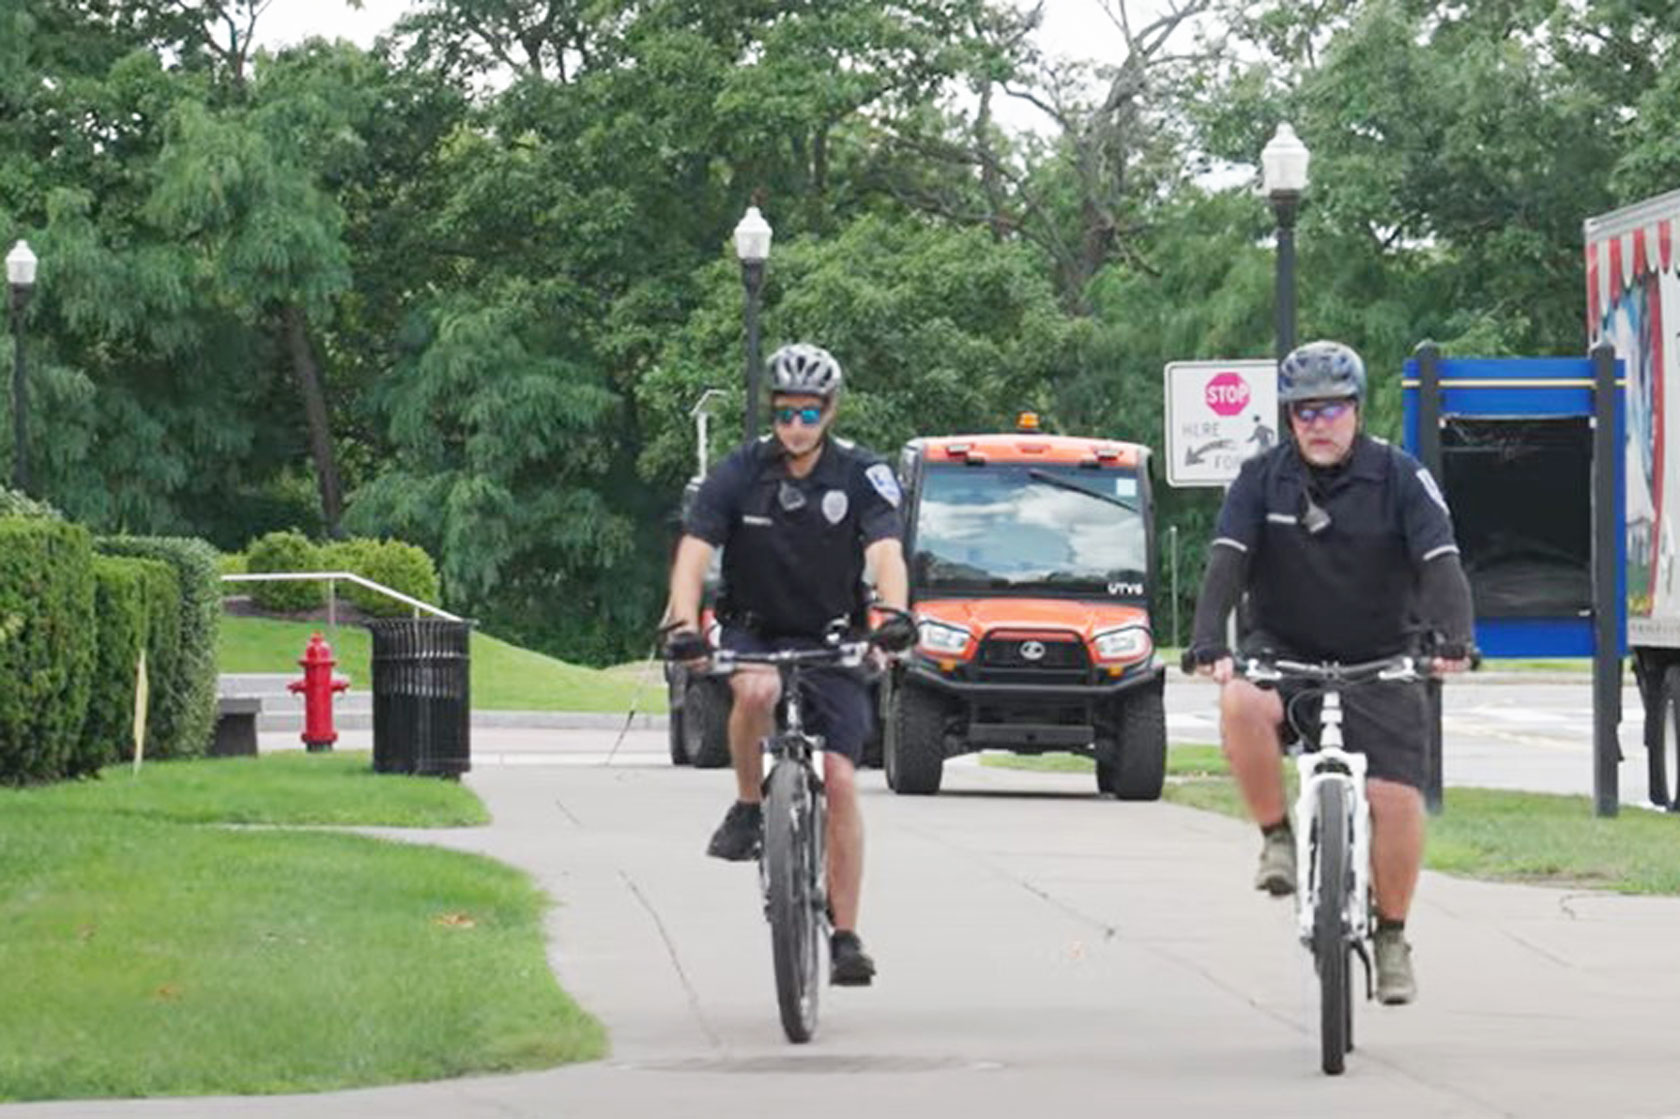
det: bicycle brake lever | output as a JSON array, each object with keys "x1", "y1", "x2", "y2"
[
  {"x1": 1370, "y1": 655, "x2": 1424, "y2": 678},
  {"x1": 1377, "y1": 656, "x2": 1421, "y2": 683}
]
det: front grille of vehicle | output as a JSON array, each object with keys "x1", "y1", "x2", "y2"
[{"x1": 972, "y1": 634, "x2": 1089, "y2": 685}]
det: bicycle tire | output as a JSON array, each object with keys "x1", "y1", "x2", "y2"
[
  {"x1": 1314, "y1": 778, "x2": 1352, "y2": 1075},
  {"x1": 764, "y1": 757, "x2": 822, "y2": 1043}
]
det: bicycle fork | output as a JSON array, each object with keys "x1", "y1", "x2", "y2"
[{"x1": 1293, "y1": 693, "x2": 1375, "y2": 999}]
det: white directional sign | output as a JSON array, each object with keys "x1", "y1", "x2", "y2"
[{"x1": 1163, "y1": 360, "x2": 1280, "y2": 487}]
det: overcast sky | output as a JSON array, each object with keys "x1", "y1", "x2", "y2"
[{"x1": 251, "y1": 0, "x2": 1175, "y2": 134}]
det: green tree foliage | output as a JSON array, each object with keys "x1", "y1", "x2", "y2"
[
  {"x1": 1192, "y1": 0, "x2": 1636, "y2": 361},
  {"x1": 5, "y1": 0, "x2": 1674, "y2": 665},
  {"x1": 639, "y1": 214, "x2": 1078, "y2": 485}
]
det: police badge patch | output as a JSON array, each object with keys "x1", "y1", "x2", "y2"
[
  {"x1": 822, "y1": 489, "x2": 849, "y2": 524},
  {"x1": 865, "y1": 463, "x2": 902, "y2": 507}
]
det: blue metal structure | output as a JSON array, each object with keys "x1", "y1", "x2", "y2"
[{"x1": 1402, "y1": 354, "x2": 1625, "y2": 659}]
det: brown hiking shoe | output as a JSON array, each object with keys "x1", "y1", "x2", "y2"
[
  {"x1": 1374, "y1": 927, "x2": 1417, "y2": 1005},
  {"x1": 1254, "y1": 827, "x2": 1296, "y2": 896}
]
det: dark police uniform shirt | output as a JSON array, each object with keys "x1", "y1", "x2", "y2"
[
  {"x1": 684, "y1": 436, "x2": 904, "y2": 639},
  {"x1": 1213, "y1": 435, "x2": 1460, "y2": 660}
]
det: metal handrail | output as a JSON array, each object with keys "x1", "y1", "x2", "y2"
[{"x1": 222, "y1": 571, "x2": 463, "y2": 623}]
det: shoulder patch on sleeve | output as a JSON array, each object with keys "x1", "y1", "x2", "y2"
[
  {"x1": 1415, "y1": 467, "x2": 1450, "y2": 513},
  {"x1": 865, "y1": 463, "x2": 902, "y2": 508}
]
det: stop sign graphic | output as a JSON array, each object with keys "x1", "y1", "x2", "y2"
[{"x1": 1205, "y1": 371, "x2": 1251, "y2": 417}]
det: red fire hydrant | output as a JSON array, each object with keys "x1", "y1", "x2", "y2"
[{"x1": 288, "y1": 632, "x2": 351, "y2": 752}]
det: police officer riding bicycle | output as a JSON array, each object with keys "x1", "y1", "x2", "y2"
[
  {"x1": 665, "y1": 342, "x2": 914, "y2": 988},
  {"x1": 1184, "y1": 340, "x2": 1475, "y2": 1006}
]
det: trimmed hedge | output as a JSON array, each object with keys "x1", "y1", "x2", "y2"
[
  {"x1": 324, "y1": 537, "x2": 442, "y2": 617},
  {"x1": 79, "y1": 555, "x2": 179, "y2": 775},
  {"x1": 78, "y1": 557, "x2": 149, "y2": 775},
  {"x1": 0, "y1": 518, "x2": 96, "y2": 783},
  {"x1": 134, "y1": 558, "x2": 182, "y2": 760},
  {"x1": 245, "y1": 529, "x2": 324, "y2": 611},
  {"x1": 97, "y1": 536, "x2": 220, "y2": 760}
]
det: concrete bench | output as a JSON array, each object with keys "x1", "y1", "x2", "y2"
[{"x1": 211, "y1": 696, "x2": 262, "y2": 757}]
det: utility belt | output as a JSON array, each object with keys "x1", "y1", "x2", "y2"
[{"x1": 718, "y1": 606, "x2": 866, "y2": 644}]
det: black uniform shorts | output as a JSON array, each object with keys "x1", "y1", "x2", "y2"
[
  {"x1": 719, "y1": 626, "x2": 872, "y2": 765},
  {"x1": 1263, "y1": 676, "x2": 1428, "y2": 790}
]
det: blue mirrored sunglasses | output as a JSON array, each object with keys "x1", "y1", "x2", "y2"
[
  {"x1": 1290, "y1": 399, "x2": 1354, "y2": 425},
  {"x1": 773, "y1": 405, "x2": 825, "y2": 426}
]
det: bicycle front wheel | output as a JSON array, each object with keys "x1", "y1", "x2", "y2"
[
  {"x1": 764, "y1": 759, "x2": 822, "y2": 1043},
  {"x1": 1313, "y1": 778, "x2": 1353, "y2": 1075}
]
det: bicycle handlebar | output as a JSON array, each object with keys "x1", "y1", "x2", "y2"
[
  {"x1": 1238, "y1": 653, "x2": 1426, "y2": 686},
  {"x1": 661, "y1": 606, "x2": 912, "y2": 673},
  {"x1": 705, "y1": 641, "x2": 874, "y2": 675}
]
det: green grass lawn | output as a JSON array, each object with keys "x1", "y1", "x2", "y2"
[
  {"x1": 218, "y1": 615, "x2": 666, "y2": 713},
  {"x1": 0, "y1": 753, "x2": 605, "y2": 1101},
  {"x1": 1160, "y1": 772, "x2": 1680, "y2": 895},
  {"x1": 988, "y1": 745, "x2": 1680, "y2": 894}
]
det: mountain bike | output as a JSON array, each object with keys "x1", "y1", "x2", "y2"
[
  {"x1": 704, "y1": 626, "x2": 896, "y2": 1043},
  {"x1": 1237, "y1": 652, "x2": 1425, "y2": 1076}
]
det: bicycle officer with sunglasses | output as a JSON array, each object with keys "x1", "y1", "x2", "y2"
[
  {"x1": 665, "y1": 342, "x2": 915, "y2": 987},
  {"x1": 1183, "y1": 340, "x2": 1476, "y2": 1006}
]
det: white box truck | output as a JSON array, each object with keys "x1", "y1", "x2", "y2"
[{"x1": 1586, "y1": 188, "x2": 1680, "y2": 803}]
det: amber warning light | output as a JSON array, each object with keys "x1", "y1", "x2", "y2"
[{"x1": 1016, "y1": 411, "x2": 1041, "y2": 432}]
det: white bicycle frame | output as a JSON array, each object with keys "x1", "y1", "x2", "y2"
[
  {"x1": 1292, "y1": 692, "x2": 1372, "y2": 948},
  {"x1": 1267, "y1": 655, "x2": 1421, "y2": 950}
]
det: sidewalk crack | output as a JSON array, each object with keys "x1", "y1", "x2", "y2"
[{"x1": 619, "y1": 869, "x2": 724, "y2": 1051}]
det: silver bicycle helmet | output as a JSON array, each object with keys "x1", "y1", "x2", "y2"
[
  {"x1": 1278, "y1": 340, "x2": 1366, "y2": 404},
  {"x1": 767, "y1": 343, "x2": 844, "y2": 399}
]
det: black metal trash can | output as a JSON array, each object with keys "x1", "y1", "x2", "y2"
[{"x1": 369, "y1": 618, "x2": 473, "y2": 778}]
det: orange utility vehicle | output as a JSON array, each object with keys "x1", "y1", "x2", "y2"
[{"x1": 879, "y1": 415, "x2": 1166, "y2": 798}]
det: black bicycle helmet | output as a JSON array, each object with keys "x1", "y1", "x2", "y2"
[
  {"x1": 1278, "y1": 340, "x2": 1366, "y2": 404},
  {"x1": 767, "y1": 343, "x2": 843, "y2": 399}
]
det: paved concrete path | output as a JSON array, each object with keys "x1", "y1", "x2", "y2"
[{"x1": 10, "y1": 715, "x2": 1680, "y2": 1119}]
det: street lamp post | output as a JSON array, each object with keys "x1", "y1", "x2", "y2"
[
  {"x1": 1261, "y1": 123, "x2": 1310, "y2": 362},
  {"x1": 7, "y1": 240, "x2": 37, "y2": 494},
  {"x1": 733, "y1": 205, "x2": 772, "y2": 443}
]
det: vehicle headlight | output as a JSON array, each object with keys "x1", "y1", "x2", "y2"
[
  {"x1": 1093, "y1": 625, "x2": 1152, "y2": 662},
  {"x1": 917, "y1": 619, "x2": 971, "y2": 654}
]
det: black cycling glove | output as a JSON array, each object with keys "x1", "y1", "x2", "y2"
[
  {"x1": 1181, "y1": 644, "x2": 1231, "y2": 675},
  {"x1": 664, "y1": 628, "x2": 710, "y2": 662},
  {"x1": 870, "y1": 613, "x2": 918, "y2": 653}
]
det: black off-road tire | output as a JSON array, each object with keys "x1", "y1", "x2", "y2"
[
  {"x1": 1104, "y1": 684, "x2": 1166, "y2": 801},
  {"x1": 885, "y1": 680, "x2": 946, "y2": 796},
  {"x1": 1646, "y1": 665, "x2": 1680, "y2": 809},
  {"x1": 666, "y1": 665, "x2": 692, "y2": 765},
  {"x1": 682, "y1": 678, "x2": 733, "y2": 769}
]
